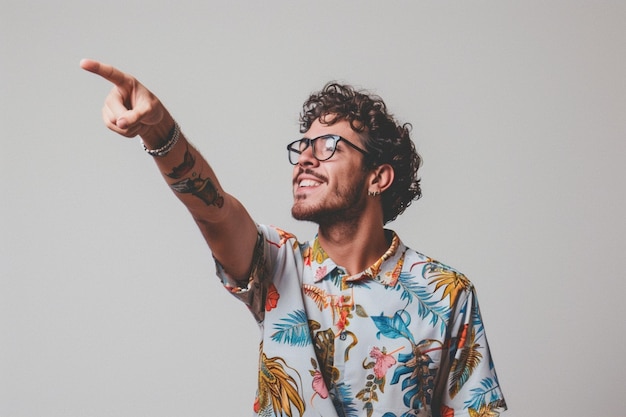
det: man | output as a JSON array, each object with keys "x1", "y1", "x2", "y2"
[{"x1": 81, "y1": 59, "x2": 507, "y2": 417}]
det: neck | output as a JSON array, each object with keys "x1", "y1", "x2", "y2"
[{"x1": 317, "y1": 217, "x2": 390, "y2": 276}]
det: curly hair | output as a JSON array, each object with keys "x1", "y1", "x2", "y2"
[{"x1": 299, "y1": 82, "x2": 422, "y2": 224}]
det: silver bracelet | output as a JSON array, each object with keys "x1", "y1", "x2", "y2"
[{"x1": 141, "y1": 122, "x2": 180, "y2": 157}]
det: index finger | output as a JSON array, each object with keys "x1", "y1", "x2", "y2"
[{"x1": 80, "y1": 58, "x2": 128, "y2": 86}]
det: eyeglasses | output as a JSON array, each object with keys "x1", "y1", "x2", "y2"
[{"x1": 286, "y1": 134, "x2": 369, "y2": 165}]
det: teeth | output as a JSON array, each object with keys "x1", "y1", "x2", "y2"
[{"x1": 299, "y1": 179, "x2": 321, "y2": 187}]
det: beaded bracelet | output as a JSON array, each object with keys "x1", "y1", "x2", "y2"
[{"x1": 141, "y1": 121, "x2": 180, "y2": 157}]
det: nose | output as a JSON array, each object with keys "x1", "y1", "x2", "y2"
[{"x1": 297, "y1": 143, "x2": 319, "y2": 167}]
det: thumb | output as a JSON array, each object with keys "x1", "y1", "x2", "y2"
[
  {"x1": 117, "y1": 96, "x2": 163, "y2": 129},
  {"x1": 116, "y1": 99, "x2": 153, "y2": 129},
  {"x1": 116, "y1": 110, "x2": 139, "y2": 130}
]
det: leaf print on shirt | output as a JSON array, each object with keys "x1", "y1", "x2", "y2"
[
  {"x1": 468, "y1": 402, "x2": 504, "y2": 417},
  {"x1": 303, "y1": 284, "x2": 330, "y2": 310},
  {"x1": 424, "y1": 263, "x2": 472, "y2": 307},
  {"x1": 450, "y1": 327, "x2": 483, "y2": 398},
  {"x1": 303, "y1": 285, "x2": 355, "y2": 333},
  {"x1": 391, "y1": 339, "x2": 443, "y2": 410},
  {"x1": 257, "y1": 350, "x2": 306, "y2": 417},
  {"x1": 464, "y1": 379, "x2": 506, "y2": 416},
  {"x1": 396, "y1": 271, "x2": 452, "y2": 336},
  {"x1": 371, "y1": 311, "x2": 415, "y2": 344},
  {"x1": 371, "y1": 311, "x2": 444, "y2": 410},
  {"x1": 271, "y1": 310, "x2": 311, "y2": 347},
  {"x1": 311, "y1": 237, "x2": 329, "y2": 264}
]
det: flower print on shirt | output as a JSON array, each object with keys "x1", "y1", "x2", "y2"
[
  {"x1": 265, "y1": 283, "x2": 280, "y2": 312},
  {"x1": 315, "y1": 266, "x2": 327, "y2": 281},
  {"x1": 369, "y1": 346, "x2": 399, "y2": 379}
]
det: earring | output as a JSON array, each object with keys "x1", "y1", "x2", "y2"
[{"x1": 368, "y1": 190, "x2": 381, "y2": 197}]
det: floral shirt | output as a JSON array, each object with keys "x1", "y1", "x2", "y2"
[{"x1": 216, "y1": 224, "x2": 507, "y2": 417}]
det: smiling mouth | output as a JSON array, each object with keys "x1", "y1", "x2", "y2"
[{"x1": 299, "y1": 179, "x2": 322, "y2": 188}]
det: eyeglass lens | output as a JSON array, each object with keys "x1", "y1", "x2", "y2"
[{"x1": 288, "y1": 136, "x2": 339, "y2": 164}]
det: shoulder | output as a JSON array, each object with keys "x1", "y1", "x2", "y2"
[
  {"x1": 398, "y1": 238, "x2": 475, "y2": 293},
  {"x1": 257, "y1": 224, "x2": 299, "y2": 245},
  {"x1": 257, "y1": 224, "x2": 316, "y2": 260}
]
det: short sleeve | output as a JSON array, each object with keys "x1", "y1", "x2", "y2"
[
  {"x1": 215, "y1": 224, "x2": 300, "y2": 324},
  {"x1": 439, "y1": 287, "x2": 507, "y2": 416}
]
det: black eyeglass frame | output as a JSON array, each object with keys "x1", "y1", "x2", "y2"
[{"x1": 286, "y1": 134, "x2": 369, "y2": 165}]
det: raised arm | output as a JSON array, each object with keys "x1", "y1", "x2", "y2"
[{"x1": 80, "y1": 59, "x2": 258, "y2": 281}]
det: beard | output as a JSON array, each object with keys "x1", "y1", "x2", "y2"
[{"x1": 291, "y1": 174, "x2": 368, "y2": 226}]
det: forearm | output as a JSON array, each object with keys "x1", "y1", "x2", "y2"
[{"x1": 144, "y1": 121, "x2": 258, "y2": 280}]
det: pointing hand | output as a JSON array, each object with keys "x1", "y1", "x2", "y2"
[{"x1": 80, "y1": 59, "x2": 173, "y2": 142}]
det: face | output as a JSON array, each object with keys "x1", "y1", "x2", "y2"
[{"x1": 291, "y1": 118, "x2": 371, "y2": 224}]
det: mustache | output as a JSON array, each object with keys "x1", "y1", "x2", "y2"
[{"x1": 293, "y1": 168, "x2": 328, "y2": 185}]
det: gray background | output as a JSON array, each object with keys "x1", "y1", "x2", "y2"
[{"x1": 2, "y1": 1, "x2": 625, "y2": 416}]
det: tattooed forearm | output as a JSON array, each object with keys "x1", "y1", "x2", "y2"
[
  {"x1": 170, "y1": 176, "x2": 225, "y2": 207},
  {"x1": 166, "y1": 145, "x2": 196, "y2": 179}
]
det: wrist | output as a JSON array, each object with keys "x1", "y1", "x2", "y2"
[
  {"x1": 139, "y1": 113, "x2": 175, "y2": 146},
  {"x1": 141, "y1": 120, "x2": 180, "y2": 157}
]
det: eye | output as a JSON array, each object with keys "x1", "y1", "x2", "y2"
[{"x1": 322, "y1": 137, "x2": 336, "y2": 153}]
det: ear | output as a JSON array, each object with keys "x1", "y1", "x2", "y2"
[{"x1": 368, "y1": 164, "x2": 394, "y2": 194}]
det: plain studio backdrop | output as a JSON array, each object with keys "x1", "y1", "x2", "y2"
[{"x1": 1, "y1": 1, "x2": 624, "y2": 416}]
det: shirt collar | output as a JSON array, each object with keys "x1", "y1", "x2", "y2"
[{"x1": 311, "y1": 230, "x2": 403, "y2": 286}]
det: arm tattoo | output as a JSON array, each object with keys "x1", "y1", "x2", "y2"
[
  {"x1": 170, "y1": 176, "x2": 225, "y2": 207},
  {"x1": 166, "y1": 145, "x2": 196, "y2": 179}
]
